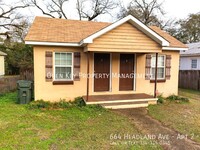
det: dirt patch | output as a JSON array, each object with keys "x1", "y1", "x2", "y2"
[{"x1": 113, "y1": 108, "x2": 200, "y2": 150}]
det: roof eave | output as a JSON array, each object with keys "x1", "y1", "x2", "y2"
[
  {"x1": 180, "y1": 53, "x2": 200, "y2": 57},
  {"x1": 162, "y1": 47, "x2": 188, "y2": 51},
  {"x1": 25, "y1": 41, "x2": 82, "y2": 47}
]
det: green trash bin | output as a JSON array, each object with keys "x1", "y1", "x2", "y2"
[{"x1": 17, "y1": 80, "x2": 33, "y2": 104}]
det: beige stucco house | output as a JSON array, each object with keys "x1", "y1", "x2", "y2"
[
  {"x1": 25, "y1": 15, "x2": 188, "y2": 108},
  {"x1": 0, "y1": 51, "x2": 6, "y2": 76}
]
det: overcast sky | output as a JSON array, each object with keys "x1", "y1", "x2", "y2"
[
  {"x1": 155, "y1": 0, "x2": 200, "y2": 20},
  {"x1": 6, "y1": 0, "x2": 200, "y2": 22},
  {"x1": 123, "y1": 0, "x2": 200, "y2": 20}
]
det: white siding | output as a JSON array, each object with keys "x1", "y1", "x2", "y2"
[{"x1": 180, "y1": 56, "x2": 200, "y2": 70}]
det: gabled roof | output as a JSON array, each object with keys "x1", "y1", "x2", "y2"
[
  {"x1": 180, "y1": 42, "x2": 200, "y2": 56},
  {"x1": 82, "y1": 15, "x2": 169, "y2": 47},
  {"x1": 0, "y1": 51, "x2": 7, "y2": 56},
  {"x1": 25, "y1": 15, "x2": 187, "y2": 50}
]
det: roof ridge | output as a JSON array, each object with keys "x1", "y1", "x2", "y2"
[{"x1": 35, "y1": 16, "x2": 111, "y2": 24}]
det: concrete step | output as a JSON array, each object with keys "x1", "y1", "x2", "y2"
[
  {"x1": 86, "y1": 98, "x2": 157, "y2": 105},
  {"x1": 99, "y1": 101, "x2": 148, "y2": 109}
]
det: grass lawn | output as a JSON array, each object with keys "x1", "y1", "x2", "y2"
[
  {"x1": 148, "y1": 88, "x2": 200, "y2": 143},
  {"x1": 0, "y1": 92, "x2": 161, "y2": 150}
]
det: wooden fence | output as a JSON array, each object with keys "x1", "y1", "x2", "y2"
[
  {"x1": 0, "y1": 70, "x2": 34, "y2": 94},
  {"x1": 0, "y1": 75, "x2": 21, "y2": 94},
  {"x1": 20, "y1": 70, "x2": 34, "y2": 81},
  {"x1": 179, "y1": 70, "x2": 200, "y2": 91}
]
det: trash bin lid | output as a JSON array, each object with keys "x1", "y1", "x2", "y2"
[{"x1": 17, "y1": 80, "x2": 32, "y2": 88}]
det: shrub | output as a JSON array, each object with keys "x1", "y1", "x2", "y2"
[
  {"x1": 166, "y1": 95, "x2": 189, "y2": 103},
  {"x1": 53, "y1": 99, "x2": 71, "y2": 109},
  {"x1": 27, "y1": 97, "x2": 87, "y2": 110},
  {"x1": 28, "y1": 100, "x2": 51, "y2": 109},
  {"x1": 167, "y1": 95, "x2": 179, "y2": 101},
  {"x1": 178, "y1": 97, "x2": 189, "y2": 103},
  {"x1": 72, "y1": 97, "x2": 86, "y2": 107},
  {"x1": 157, "y1": 95, "x2": 164, "y2": 104}
]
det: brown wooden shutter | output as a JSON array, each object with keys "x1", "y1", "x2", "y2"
[
  {"x1": 145, "y1": 54, "x2": 152, "y2": 80},
  {"x1": 74, "y1": 52, "x2": 81, "y2": 80},
  {"x1": 45, "y1": 51, "x2": 53, "y2": 82},
  {"x1": 166, "y1": 55, "x2": 171, "y2": 80}
]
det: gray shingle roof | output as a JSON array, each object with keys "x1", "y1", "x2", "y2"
[{"x1": 180, "y1": 42, "x2": 200, "y2": 56}]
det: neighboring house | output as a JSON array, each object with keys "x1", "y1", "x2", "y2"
[
  {"x1": 0, "y1": 51, "x2": 7, "y2": 76},
  {"x1": 180, "y1": 42, "x2": 200, "y2": 70},
  {"x1": 25, "y1": 15, "x2": 187, "y2": 108}
]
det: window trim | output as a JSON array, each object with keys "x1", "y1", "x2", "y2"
[
  {"x1": 150, "y1": 55, "x2": 166, "y2": 80},
  {"x1": 53, "y1": 52, "x2": 74, "y2": 81},
  {"x1": 191, "y1": 59, "x2": 197, "y2": 69}
]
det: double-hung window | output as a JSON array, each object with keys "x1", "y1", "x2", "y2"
[
  {"x1": 151, "y1": 55, "x2": 165, "y2": 80},
  {"x1": 54, "y1": 52, "x2": 73, "y2": 80},
  {"x1": 191, "y1": 59, "x2": 197, "y2": 69}
]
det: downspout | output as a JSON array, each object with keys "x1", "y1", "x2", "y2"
[{"x1": 154, "y1": 53, "x2": 158, "y2": 98}]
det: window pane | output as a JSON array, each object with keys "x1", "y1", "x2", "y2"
[
  {"x1": 157, "y1": 68, "x2": 164, "y2": 78},
  {"x1": 55, "y1": 53, "x2": 60, "y2": 60},
  {"x1": 61, "y1": 53, "x2": 67, "y2": 60},
  {"x1": 55, "y1": 67, "x2": 72, "y2": 79},
  {"x1": 151, "y1": 56, "x2": 156, "y2": 67},
  {"x1": 55, "y1": 53, "x2": 60, "y2": 65},
  {"x1": 151, "y1": 55, "x2": 165, "y2": 67},
  {"x1": 60, "y1": 60, "x2": 67, "y2": 65},
  {"x1": 158, "y1": 56, "x2": 164, "y2": 67},
  {"x1": 55, "y1": 53, "x2": 72, "y2": 66},
  {"x1": 151, "y1": 68, "x2": 155, "y2": 79},
  {"x1": 60, "y1": 53, "x2": 66, "y2": 65},
  {"x1": 151, "y1": 68, "x2": 164, "y2": 79},
  {"x1": 66, "y1": 53, "x2": 72, "y2": 65},
  {"x1": 191, "y1": 59, "x2": 197, "y2": 68}
]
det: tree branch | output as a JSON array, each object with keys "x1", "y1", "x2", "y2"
[{"x1": 30, "y1": 0, "x2": 55, "y2": 18}]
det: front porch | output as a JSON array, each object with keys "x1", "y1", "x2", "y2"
[{"x1": 83, "y1": 93, "x2": 158, "y2": 109}]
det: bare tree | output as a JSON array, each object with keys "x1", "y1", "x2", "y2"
[
  {"x1": 76, "y1": 0, "x2": 118, "y2": 21},
  {"x1": 10, "y1": 19, "x2": 30, "y2": 42},
  {"x1": 26, "y1": 0, "x2": 118, "y2": 21},
  {"x1": 27, "y1": 0, "x2": 68, "y2": 18},
  {"x1": 118, "y1": 0, "x2": 165, "y2": 26},
  {"x1": 0, "y1": 0, "x2": 29, "y2": 42}
]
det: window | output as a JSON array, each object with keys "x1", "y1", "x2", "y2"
[
  {"x1": 54, "y1": 52, "x2": 73, "y2": 80},
  {"x1": 151, "y1": 55, "x2": 165, "y2": 80},
  {"x1": 191, "y1": 59, "x2": 197, "y2": 69}
]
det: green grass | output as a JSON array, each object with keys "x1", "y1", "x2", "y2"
[
  {"x1": 148, "y1": 88, "x2": 200, "y2": 143},
  {"x1": 0, "y1": 92, "x2": 161, "y2": 150},
  {"x1": 178, "y1": 88, "x2": 200, "y2": 100}
]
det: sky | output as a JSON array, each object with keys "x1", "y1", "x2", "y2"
[
  {"x1": 4, "y1": 0, "x2": 200, "y2": 22},
  {"x1": 122, "y1": 0, "x2": 200, "y2": 20},
  {"x1": 156, "y1": 0, "x2": 200, "y2": 20}
]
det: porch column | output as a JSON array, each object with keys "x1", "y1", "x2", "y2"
[
  {"x1": 86, "y1": 51, "x2": 90, "y2": 101},
  {"x1": 154, "y1": 53, "x2": 158, "y2": 98}
]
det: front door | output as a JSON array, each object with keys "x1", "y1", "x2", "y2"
[
  {"x1": 119, "y1": 54, "x2": 134, "y2": 91},
  {"x1": 94, "y1": 53, "x2": 110, "y2": 92}
]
